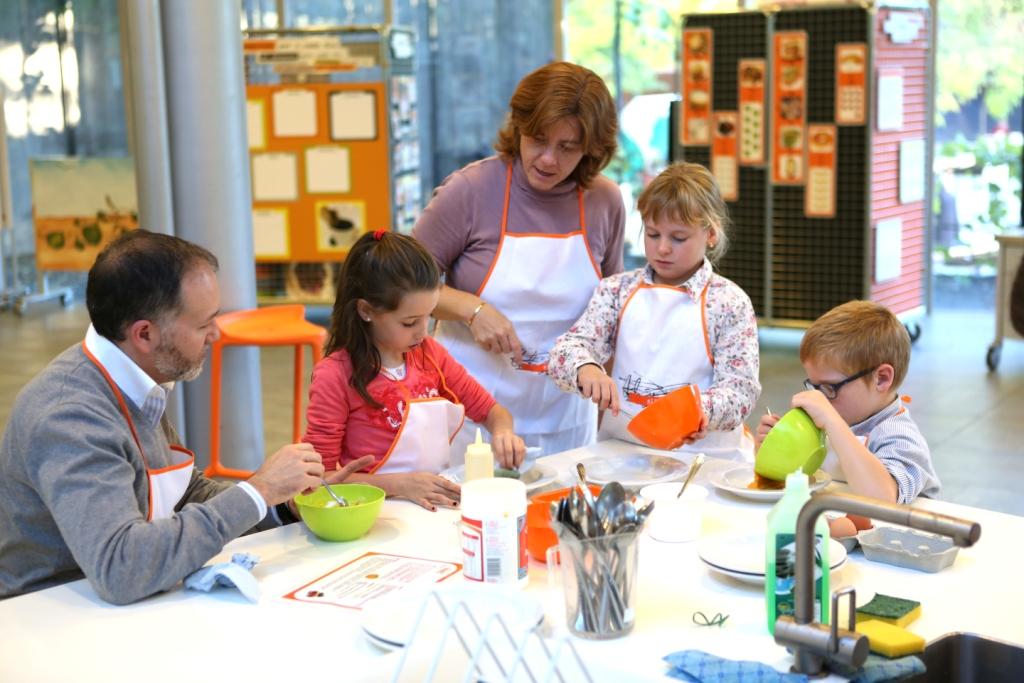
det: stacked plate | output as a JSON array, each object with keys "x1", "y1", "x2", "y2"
[{"x1": 698, "y1": 533, "x2": 847, "y2": 585}]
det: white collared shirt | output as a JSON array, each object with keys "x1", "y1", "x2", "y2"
[{"x1": 83, "y1": 325, "x2": 266, "y2": 518}]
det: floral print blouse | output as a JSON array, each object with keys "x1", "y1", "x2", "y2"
[{"x1": 547, "y1": 259, "x2": 761, "y2": 432}]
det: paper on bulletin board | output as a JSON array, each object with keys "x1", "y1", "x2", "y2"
[
  {"x1": 875, "y1": 217, "x2": 903, "y2": 282},
  {"x1": 252, "y1": 208, "x2": 289, "y2": 258},
  {"x1": 316, "y1": 199, "x2": 366, "y2": 251},
  {"x1": 772, "y1": 31, "x2": 807, "y2": 185},
  {"x1": 246, "y1": 100, "x2": 266, "y2": 149},
  {"x1": 834, "y1": 43, "x2": 867, "y2": 125},
  {"x1": 681, "y1": 28, "x2": 713, "y2": 145},
  {"x1": 877, "y1": 70, "x2": 904, "y2": 131},
  {"x1": 272, "y1": 89, "x2": 318, "y2": 137},
  {"x1": 251, "y1": 152, "x2": 298, "y2": 202},
  {"x1": 738, "y1": 59, "x2": 765, "y2": 165},
  {"x1": 711, "y1": 112, "x2": 739, "y2": 201},
  {"x1": 305, "y1": 146, "x2": 351, "y2": 194},
  {"x1": 899, "y1": 138, "x2": 925, "y2": 204},
  {"x1": 283, "y1": 552, "x2": 461, "y2": 609},
  {"x1": 805, "y1": 124, "x2": 837, "y2": 218},
  {"x1": 329, "y1": 90, "x2": 378, "y2": 140}
]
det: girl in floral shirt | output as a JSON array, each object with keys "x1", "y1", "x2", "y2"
[
  {"x1": 548, "y1": 162, "x2": 760, "y2": 459},
  {"x1": 304, "y1": 231, "x2": 525, "y2": 510}
]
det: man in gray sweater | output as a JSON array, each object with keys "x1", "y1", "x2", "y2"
[{"x1": 0, "y1": 230, "x2": 370, "y2": 604}]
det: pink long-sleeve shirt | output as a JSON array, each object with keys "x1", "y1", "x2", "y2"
[{"x1": 304, "y1": 337, "x2": 497, "y2": 471}]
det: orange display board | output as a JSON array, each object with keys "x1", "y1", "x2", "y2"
[
  {"x1": 835, "y1": 43, "x2": 867, "y2": 125},
  {"x1": 681, "y1": 28, "x2": 713, "y2": 146},
  {"x1": 711, "y1": 111, "x2": 739, "y2": 201},
  {"x1": 805, "y1": 124, "x2": 837, "y2": 218},
  {"x1": 738, "y1": 59, "x2": 766, "y2": 166},
  {"x1": 246, "y1": 81, "x2": 390, "y2": 262},
  {"x1": 771, "y1": 31, "x2": 807, "y2": 185}
]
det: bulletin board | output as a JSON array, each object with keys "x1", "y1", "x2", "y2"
[{"x1": 246, "y1": 81, "x2": 390, "y2": 262}]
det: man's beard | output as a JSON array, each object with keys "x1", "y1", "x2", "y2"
[{"x1": 154, "y1": 338, "x2": 206, "y2": 382}]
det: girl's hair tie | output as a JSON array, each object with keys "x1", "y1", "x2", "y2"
[{"x1": 373, "y1": 229, "x2": 387, "y2": 241}]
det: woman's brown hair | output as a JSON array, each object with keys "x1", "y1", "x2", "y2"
[
  {"x1": 326, "y1": 231, "x2": 440, "y2": 407},
  {"x1": 494, "y1": 61, "x2": 618, "y2": 188}
]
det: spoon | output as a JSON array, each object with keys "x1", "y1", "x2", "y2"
[
  {"x1": 596, "y1": 482, "x2": 626, "y2": 535},
  {"x1": 576, "y1": 462, "x2": 599, "y2": 511},
  {"x1": 321, "y1": 479, "x2": 349, "y2": 507},
  {"x1": 677, "y1": 453, "x2": 706, "y2": 498}
]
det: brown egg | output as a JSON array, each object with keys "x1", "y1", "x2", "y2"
[
  {"x1": 847, "y1": 513, "x2": 874, "y2": 531},
  {"x1": 829, "y1": 516, "x2": 858, "y2": 539}
]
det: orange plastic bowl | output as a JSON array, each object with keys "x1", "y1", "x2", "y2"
[
  {"x1": 527, "y1": 485, "x2": 601, "y2": 563},
  {"x1": 627, "y1": 384, "x2": 704, "y2": 450}
]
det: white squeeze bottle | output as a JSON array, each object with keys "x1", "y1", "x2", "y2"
[
  {"x1": 765, "y1": 469, "x2": 830, "y2": 634},
  {"x1": 463, "y1": 428, "x2": 494, "y2": 482}
]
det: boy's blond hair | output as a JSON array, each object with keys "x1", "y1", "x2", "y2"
[
  {"x1": 636, "y1": 162, "x2": 731, "y2": 264},
  {"x1": 799, "y1": 300, "x2": 911, "y2": 388}
]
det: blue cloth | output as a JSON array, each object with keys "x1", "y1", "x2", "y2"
[
  {"x1": 184, "y1": 552, "x2": 261, "y2": 602},
  {"x1": 832, "y1": 654, "x2": 926, "y2": 683},
  {"x1": 663, "y1": 650, "x2": 808, "y2": 683}
]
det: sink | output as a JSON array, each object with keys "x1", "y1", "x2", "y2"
[{"x1": 903, "y1": 632, "x2": 1024, "y2": 683}]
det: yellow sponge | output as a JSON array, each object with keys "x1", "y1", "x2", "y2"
[
  {"x1": 856, "y1": 619, "x2": 925, "y2": 658},
  {"x1": 855, "y1": 593, "x2": 921, "y2": 628}
]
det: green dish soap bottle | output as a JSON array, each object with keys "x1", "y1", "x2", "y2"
[{"x1": 765, "y1": 469, "x2": 830, "y2": 634}]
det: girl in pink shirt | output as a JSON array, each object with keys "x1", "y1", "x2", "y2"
[{"x1": 304, "y1": 231, "x2": 525, "y2": 510}]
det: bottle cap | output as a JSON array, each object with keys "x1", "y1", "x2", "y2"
[{"x1": 785, "y1": 468, "x2": 810, "y2": 491}]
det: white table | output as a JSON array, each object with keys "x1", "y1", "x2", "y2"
[{"x1": 2, "y1": 440, "x2": 1022, "y2": 682}]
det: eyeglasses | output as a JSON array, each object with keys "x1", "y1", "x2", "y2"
[{"x1": 803, "y1": 366, "x2": 876, "y2": 400}]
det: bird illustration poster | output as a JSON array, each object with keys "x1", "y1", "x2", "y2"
[
  {"x1": 29, "y1": 157, "x2": 138, "y2": 271},
  {"x1": 316, "y1": 200, "x2": 366, "y2": 252}
]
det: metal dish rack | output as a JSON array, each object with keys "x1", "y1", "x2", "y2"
[{"x1": 387, "y1": 588, "x2": 593, "y2": 683}]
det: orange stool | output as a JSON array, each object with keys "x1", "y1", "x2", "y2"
[{"x1": 205, "y1": 305, "x2": 327, "y2": 479}]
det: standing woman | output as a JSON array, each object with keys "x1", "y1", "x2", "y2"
[{"x1": 413, "y1": 62, "x2": 625, "y2": 458}]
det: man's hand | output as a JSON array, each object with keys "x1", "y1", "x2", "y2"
[
  {"x1": 247, "y1": 443, "x2": 324, "y2": 506},
  {"x1": 323, "y1": 455, "x2": 376, "y2": 485},
  {"x1": 577, "y1": 364, "x2": 620, "y2": 415},
  {"x1": 469, "y1": 302, "x2": 523, "y2": 364}
]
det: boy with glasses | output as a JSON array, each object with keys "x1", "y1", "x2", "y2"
[{"x1": 755, "y1": 300, "x2": 940, "y2": 506}]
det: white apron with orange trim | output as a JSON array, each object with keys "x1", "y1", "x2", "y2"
[
  {"x1": 83, "y1": 348, "x2": 194, "y2": 520},
  {"x1": 437, "y1": 165, "x2": 599, "y2": 455},
  {"x1": 598, "y1": 282, "x2": 752, "y2": 460},
  {"x1": 370, "y1": 396, "x2": 466, "y2": 474}
]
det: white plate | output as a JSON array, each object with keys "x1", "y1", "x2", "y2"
[
  {"x1": 361, "y1": 582, "x2": 544, "y2": 650},
  {"x1": 579, "y1": 452, "x2": 689, "y2": 488},
  {"x1": 698, "y1": 533, "x2": 847, "y2": 585},
  {"x1": 439, "y1": 454, "x2": 555, "y2": 492},
  {"x1": 711, "y1": 465, "x2": 831, "y2": 502}
]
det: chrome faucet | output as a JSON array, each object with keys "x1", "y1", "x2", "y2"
[{"x1": 773, "y1": 493, "x2": 981, "y2": 676}]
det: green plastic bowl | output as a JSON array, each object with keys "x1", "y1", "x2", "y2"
[
  {"x1": 294, "y1": 483, "x2": 385, "y2": 542},
  {"x1": 755, "y1": 408, "x2": 827, "y2": 481}
]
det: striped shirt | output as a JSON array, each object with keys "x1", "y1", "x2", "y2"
[{"x1": 842, "y1": 397, "x2": 941, "y2": 504}]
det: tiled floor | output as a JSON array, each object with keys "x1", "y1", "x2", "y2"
[{"x1": 2, "y1": 297, "x2": 1022, "y2": 515}]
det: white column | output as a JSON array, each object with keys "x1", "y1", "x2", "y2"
[{"x1": 160, "y1": 0, "x2": 265, "y2": 472}]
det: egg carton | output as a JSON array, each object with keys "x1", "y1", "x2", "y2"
[{"x1": 856, "y1": 526, "x2": 959, "y2": 573}]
